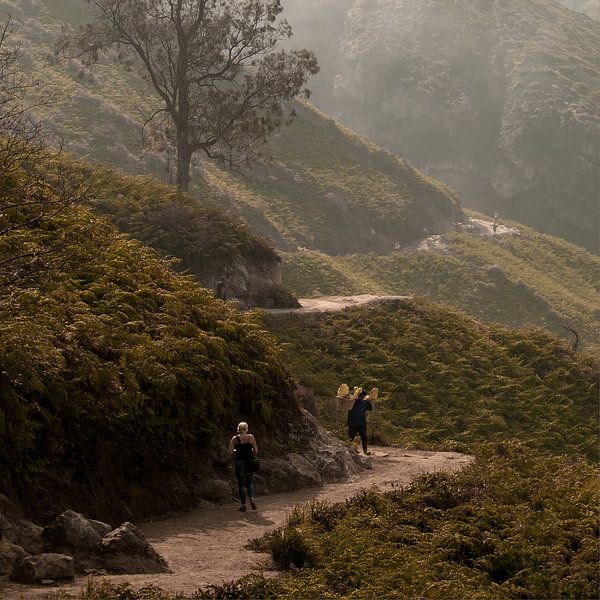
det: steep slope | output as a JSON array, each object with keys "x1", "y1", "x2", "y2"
[
  {"x1": 286, "y1": 0, "x2": 600, "y2": 251},
  {"x1": 60, "y1": 157, "x2": 299, "y2": 308},
  {"x1": 0, "y1": 0, "x2": 464, "y2": 256},
  {"x1": 0, "y1": 159, "x2": 355, "y2": 524},
  {"x1": 281, "y1": 214, "x2": 600, "y2": 345}
]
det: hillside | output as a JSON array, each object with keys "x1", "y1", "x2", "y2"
[
  {"x1": 0, "y1": 0, "x2": 464, "y2": 256},
  {"x1": 281, "y1": 214, "x2": 600, "y2": 346},
  {"x1": 264, "y1": 300, "x2": 598, "y2": 459},
  {"x1": 0, "y1": 155, "x2": 358, "y2": 525},
  {"x1": 249, "y1": 300, "x2": 599, "y2": 599},
  {"x1": 285, "y1": 0, "x2": 600, "y2": 251},
  {"x1": 57, "y1": 157, "x2": 299, "y2": 308},
  {"x1": 29, "y1": 300, "x2": 599, "y2": 598}
]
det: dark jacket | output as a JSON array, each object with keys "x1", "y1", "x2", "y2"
[{"x1": 347, "y1": 398, "x2": 373, "y2": 427}]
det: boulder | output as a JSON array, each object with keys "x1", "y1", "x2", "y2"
[
  {"x1": 3, "y1": 518, "x2": 44, "y2": 555},
  {"x1": 97, "y1": 522, "x2": 169, "y2": 574},
  {"x1": 44, "y1": 510, "x2": 101, "y2": 555},
  {"x1": 88, "y1": 519, "x2": 112, "y2": 538},
  {"x1": 261, "y1": 456, "x2": 321, "y2": 492},
  {"x1": 10, "y1": 553, "x2": 74, "y2": 584},
  {"x1": 194, "y1": 478, "x2": 233, "y2": 504},
  {"x1": 287, "y1": 453, "x2": 322, "y2": 486},
  {"x1": 0, "y1": 540, "x2": 27, "y2": 576}
]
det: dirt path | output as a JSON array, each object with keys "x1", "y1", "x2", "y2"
[
  {"x1": 267, "y1": 294, "x2": 411, "y2": 314},
  {"x1": 3, "y1": 447, "x2": 473, "y2": 599},
  {"x1": 468, "y1": 218, "x2": 518, "y2": 236}
]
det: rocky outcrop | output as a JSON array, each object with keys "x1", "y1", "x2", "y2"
[
  {"x1": 194, "y1": 479, "x2": 234, "y2": 504},
  {"x1": 96, "y1": 522, "x2": 169, "y2": 574},
  {"x1": 0, "y1": 540, "x2": 27, "y2": 576},
  {"x1": 1, "y1": 507, "x2": 169, "y2": 582},
  {"x1": 10, "y1": 553, "x2": 74, "y2": 584},
  {"x1": 43, "y1": 509, "x2": 102, "y2": 556}
]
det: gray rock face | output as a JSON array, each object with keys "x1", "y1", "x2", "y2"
[
  {"x1": 287, "y1": 453, "x2": 322, "y2": 486},
  {"x1": 97, "y1": 522, "x2": 169, "y2": 574},
  {"x1": 44, "y1": 510, "x2": 101, "y2": 555},
  {"x1": 256, "y1": 411, "x2": 364, "y2": 493},
  {"x1": 296, "y1": 410, "x2": 364, "y2": 483},
  {"x1": 2, "y1": 518, "x2": 44, "y2": 555},
  {"x1": 194, "y1": 479, "x2": 234, "y2": 504},
  {"x1": 0, "y1": 540, "x2": 27, "y2": 576},
  {"x1": 10, "y1": 553, "x2": 74, "y2": 584},
  {"x1": 88, "y1": 519, "x2": 112, "y2": 538}
]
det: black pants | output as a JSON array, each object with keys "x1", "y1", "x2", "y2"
[{"x1": 349, "y1": 425, "x2": 368, "y2": 453}]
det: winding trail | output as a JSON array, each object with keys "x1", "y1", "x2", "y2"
[
  {"x1": 4, "y1": 447, "x2": 473, "y2": 599},
  {"x1": 267, "y1": 294, "x2": 411, "y2": 314}
]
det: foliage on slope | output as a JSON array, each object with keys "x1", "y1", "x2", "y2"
[
  {"x1": 245, "y1": 449, "x2": 599, "y2": 600},
  {"x1": 0, "y1": 163, "x2": 296, "y2": 521},
  {"x1": 225, "y1": 102, "x2": 465, "y2": 254},
  {"x1": 0, "y1": 0, "x2": 464, "y2": 257},
  {"x1": 281, "y1": 217, "x2": 600, "y2": 345},
  {"x1": 48, "y1": 156, "x2": 298, "y2": 307},
  {"x1": 285, "y1": 0, "x2": 600, "y2": 250},
  {"x1": 264, "y1": 300, "x2": 598, "y2": 460},
  {"x1": 39, "y1": 449, "x2": 600, "y2": 600}
]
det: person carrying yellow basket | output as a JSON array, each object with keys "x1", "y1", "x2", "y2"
[{"x1": 336, "y1": 384, "x2": 379, "y2": 455}]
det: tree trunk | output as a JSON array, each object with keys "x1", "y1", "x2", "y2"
[{"x1": 176, "y1": 130, "x2": 193, "y2": 192}]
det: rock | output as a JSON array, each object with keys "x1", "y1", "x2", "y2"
[
  {"x1": 0, "y1": 493, "x2": 10, "y2": 513},
  {"x1": 287, "y1": 453, "x2": 322, "y2": 486},
  {"x1": 252, "y1": 474, "x2": 270, "y2": 496},
  {"x1": 353, "y1": 454, "x2": 373, "y2": 470},
  {"x1": 3, "y1": 519, "x2": 44, "y2": 555},
  {"x1": 88, "y1": 519, "x2": 112, "y2": 538},
  {"x1": 44, "y1": 510, "x2": 101, "y2": 555},
  {"x1": 10, "y1": 553, "x2": 74, "y2": 584},
  {"x1": 293, "y1": 411, "x2": 364, "y2": 482},
  {"x1": 194, "y1": 479, "x2": 233, "y2": 504},
  {"x1": 0, "y1": 540, "x2": 28, "y2": 576},
  {"x1": 261, "y1": 456, "x2": 321, "y2": 492},
  {"x1": 97, "y1": 522, "x2": 169, "y2": 574}
]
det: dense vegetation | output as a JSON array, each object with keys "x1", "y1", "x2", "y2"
[
  {"x1": 228, "y1": 449, "x2": 599, "y2": 600},
  {"x1": 285, "y1": 0, "x2": 600, "y2": 251},
  {"x1": 49, "y1": 156, "x2": 298, "y2": 307},
  {"x1": 264, "y1": 301, "x2": 598, "y2": 459},
  {"x1": 282, "y1": 216, "x2": 600, "y2": 346},
  {"x1": 35, "y1": 301, "x2": 600, "y2": 599},
  {"x1": 0, "y1": 159, "x2": 297, "y2": 521}
]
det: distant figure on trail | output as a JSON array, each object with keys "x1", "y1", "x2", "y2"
[
  {"x1": 492, "y1": 212, "x2": 499, "y2": 234},
  {"x1": 347, "y1": 388, "x2": 373, "y2": 455},
  {"x1": 228, "y1": 422, "x2": 258, "y2": 512},
  {"x1": 216, "y1": 276, "x2": 227, "y2": 301}
]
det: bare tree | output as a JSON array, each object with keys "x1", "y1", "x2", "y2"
[
  {"x1": 0, "y1": 21, "x2": 87, "y2": 287},
  {"x1": 60, "y1": 0, "x2": 319, "y2": 191}
]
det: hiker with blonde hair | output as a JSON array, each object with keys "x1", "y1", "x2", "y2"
[{"x1": 228, "y1": 422, "x2": 259, "y2": 512}]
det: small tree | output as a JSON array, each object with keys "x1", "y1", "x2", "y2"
[
  {"x1": 0, "y1": 21, "x2": 87, "y2": 288},
  {"x1": 61, "y1": 0, "x2": 319, "y2": 191}
]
